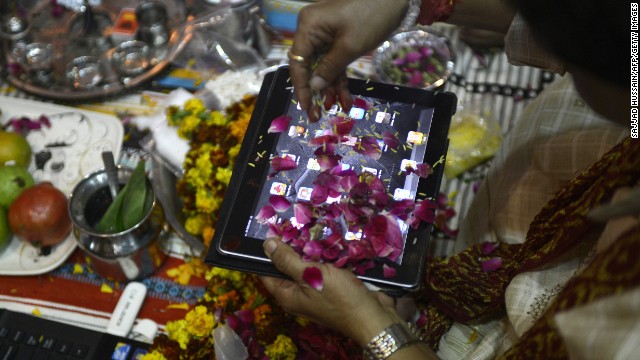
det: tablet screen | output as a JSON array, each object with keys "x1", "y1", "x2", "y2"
[
  {"x1": 245, "y1": 93, "x2": 435, "y2": 264},
  {"x1": 208, "y1": 66, "x2": 455, "y2": 292}
]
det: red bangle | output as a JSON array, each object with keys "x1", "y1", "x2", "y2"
[{"x1": 417, "y1": 0, "x2": 457, "y2": 25}]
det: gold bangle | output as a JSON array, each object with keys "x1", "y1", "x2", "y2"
[{"x1": 364, "y1": 322, "x2": 421, "y2": 360}]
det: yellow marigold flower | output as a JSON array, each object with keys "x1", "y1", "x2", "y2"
[
  {"x1": 229, "y1": 116, "x2": 250, "y2": 140},
  {"x1": 178, "y1": 115, "x2": 201, "y2": 138},
  {"x1": 228, "y1": 144, "x2": 241, "y2": 163},
  {"x1": 185, "y1": 214, "x2": 209, "y2": 235},
  {"x1": 185, "y1": 305, "x2": 215, "y2": 337},
  {"x1": 166, "y1": 319, "x2": 190, "y2": 350},
  {"x1": 206, "y1": 267, "x2": 246, "y2": 284},
  {"x1": 215, "y1": 167, "x2": 233, "y2": 186},
  {"x1": 207, "y1": 111, "x2": 228, "y2": 127},
  {"x1": 264, "y1": 335, "x2": 297, "y2": 360},
  {"x1": 202, "y1": 226, "x2": 215, "y2": 246},
  {"x1": 166, "y1": 258, "x2": 207, "y2": 285},
  {"x1": 140, "y1": 350, "x2": 168, "y2": 360},
  {"x1": 253, "y1": 304, "x2": 272, "y2": 326},
  {"x1": 184, "y1": 98, "x2": 206, "y2": 114},
  {"x1": 195, "y1": 188, "x2": 221, "y2": 214}
]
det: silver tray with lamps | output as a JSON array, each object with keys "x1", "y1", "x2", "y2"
[{"x1": 0, "y1": 0, "x2": 192, "y2": 101}]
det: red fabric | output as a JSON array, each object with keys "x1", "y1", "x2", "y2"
[{"x1": 0, "y1": 249, "x2": 208, "y2": 327}]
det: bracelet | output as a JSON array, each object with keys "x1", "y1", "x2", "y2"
[
  {"x1": 398, "y1": 0, "x2": 423, "y2": 32},
  {"x1": 364, "y1": 322, "x2": 421, "y2": 360}
]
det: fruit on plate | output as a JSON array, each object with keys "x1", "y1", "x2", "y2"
[
  {"x1": 0, "y1": 207, "x2": 10, "y2": 251},
  {"x1": 0, "y1": 130, "x2": 32, "y2": 167},
  {"x1": 8, "y1": 182, "x2": 72, "y2": 247},
  {"x1": 0, "y1": 165, "x2": 35, "y2": 208}
]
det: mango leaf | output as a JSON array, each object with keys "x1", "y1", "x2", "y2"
[
  {"x1": 121, "y1": 162, "x2": 150, "y2": 229},
  {"x1": 95, "y1": 161, "x2": 150, "y2": 233}
]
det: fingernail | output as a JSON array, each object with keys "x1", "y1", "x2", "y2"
[
  {"x1": 263, "y1": 239, "x2": 278, "y2": 257},
  {"x1": 310, "y1": 76, "x2": 328, "y2": 91}
]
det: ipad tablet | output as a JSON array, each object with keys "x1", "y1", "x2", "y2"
[{"x1": 205, "y1": 66, "x2": 456, "y2": 294}]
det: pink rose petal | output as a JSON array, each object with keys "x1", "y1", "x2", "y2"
[
  {"x1": 310, "y1": 184, "x2": 329, "y2": 205},
  {"x1": 382, "y1": 131, "x2": 400, "y2": 149},
  {"x1": 269, "y1": 195, "x2": 292, "y2": 212},
  {"x1": 294, "y1": 203, "x2": 314, "y2": 225},
  {"x1": 413, "y1": 199, "x2": 437, "y2": 224},
  {"x1": 407, "y1": 163, "x2": 432, "y2": 178},
  {"x1": 383, "y1": 264, "x2": 397, "y2": 278},
  {"x1": 316, "y1": 155, "x2": 341, "y2": 171},
  {"x1": 353, "y1": 97, "x2": 373, "y2": 110},
  {"x1": 480, "y1": 257, "x2": 503, "y2": 272},
  {"x1": 354, "y1": 136, "x2": 382, "y2": 160},
  {"x1": 405, "y1": 51, "x2": 423, "y2": 63},
  {"x1": 268, "y1": 115, "x2": 292, "y2": 133},
  {"x1": 409, "y1": 71, "x2": 424, "y2": 86},
  {"x1": 329, "y1": 116, "x2": 356, "y2": 136},
  {"x1": 303, "y1": 241, "x2": 324, "y2": 261},
  {"x1": 302, "y1": 266, "x2": 324, "y2": 291},
  {"x1": 310, "y1": 134, "x2": 340, "y2": 146},
  {"x1": 481, "y1": 242, "x2": 499, "y2": 255},
  {"x1": 256, "y1": 205, "x2": 276, "y2": 222},
  {"x1": 271, "y1": 156, "x2": 298, "y2": 172}
]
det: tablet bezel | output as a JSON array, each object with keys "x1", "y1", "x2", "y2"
[{"x1": 205, "y1": 66, "x2": 456, "y2": 294}]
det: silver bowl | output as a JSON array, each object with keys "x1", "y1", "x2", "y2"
[
  {"x1": 373, "y1": 28, "x2": 455, "y2": 89},
  {"x1": 112, "y1": 40, "x2": 151, "y2": 75},
  {"x1": 66, "y1": 56, "x2": 103, "y2": 89},
  {"x1": 68, "y1": 166, "x2": 170, "y2": 281}
]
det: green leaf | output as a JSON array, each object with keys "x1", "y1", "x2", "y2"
[
  {"x1": 121, "y1": 162, "x2": 149, "y2": 229},
  {"x1": 95, "y1": 161, "x2": 151, "y2": 233}
]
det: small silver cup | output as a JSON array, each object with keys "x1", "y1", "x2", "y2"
[{"x1": 68, "y1": 166, "x2": 169, "y2": 282}]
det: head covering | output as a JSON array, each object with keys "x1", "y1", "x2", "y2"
[{"x1": 507, "y1": 0, "x2": 627, "y2": 87}]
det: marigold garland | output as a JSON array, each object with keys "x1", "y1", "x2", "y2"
[
  {"x1": 170, "y1": 95, "x2": 256, "y2": 247},
  {"x1": 142, "y1": 96, "x2": 365, "y2": 360}
]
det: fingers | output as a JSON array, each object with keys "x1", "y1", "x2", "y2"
[{"x1": 263, "y1": 239, "x2": 307, "y2": 283}]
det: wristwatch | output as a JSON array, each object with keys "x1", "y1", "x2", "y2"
[{"x1": 364, "y1": 322, "x2": 422, "y2": 360}]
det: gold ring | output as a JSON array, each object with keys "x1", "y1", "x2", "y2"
[{"x1": 287, "y1": 50, "x2": 307, "y2": 64}]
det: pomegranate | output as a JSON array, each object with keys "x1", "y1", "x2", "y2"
[{"x1": 8, "y1": 182, "x2": 71, "y2": 247}]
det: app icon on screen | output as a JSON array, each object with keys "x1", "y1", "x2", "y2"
[
  {"x1": 400, "y1": 159, "x2": 418, "y2": 172},
  {"x1": 407, "y1": 131, "x2": 425, "y2": 144},
  {"x1": 288, "y1": 125, "x2": 305, "y2": 137},
  {"x1": 297, "y1": 187, "x2": 312, "y2": 201},
  {"x1": 307, "y1": 158, "x2": 321, "y2": 170},
  {"x1": 393, "y1": 188, "x2": 412, "y2": 200},
  {"x1": 362, "y1": 166, "x2": 379, "y2": 176},
  {"x1": 349, "y1": 107, "x2": 365, "y2": 120},
  {"x1": 375, "y1": 111, "x2": 391, "y2": 124},
  {"x1": 270, "y1": 182, "x2": 288, "y2": 195}
]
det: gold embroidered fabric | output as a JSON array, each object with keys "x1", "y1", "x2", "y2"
[{"x1": 416, "y1": 138, "x2": 640, "y2": 353}]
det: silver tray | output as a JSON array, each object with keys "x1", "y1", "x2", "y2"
[{"x1": 1, "y1": 0, "x2": 192, "y2": 100}]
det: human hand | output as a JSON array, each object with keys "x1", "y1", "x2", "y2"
[
  {"x1": 289, "y1": 0, "x2": 409, "y2": 122},
  {"x1": 259, "y1": 238, "x2": 402, "y2": 346}
]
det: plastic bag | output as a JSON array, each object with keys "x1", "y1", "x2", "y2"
[{"x1": 445, "y1": 101, "x2": 502, "y2": 178}]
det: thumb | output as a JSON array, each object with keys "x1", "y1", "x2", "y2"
[{"x1": 263, "y1": 239, "x2": 307, "y2": 282}]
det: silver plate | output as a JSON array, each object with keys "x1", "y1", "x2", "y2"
[{"x1": 1, "y1": 0, "x2": 192, "y2": 100}]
